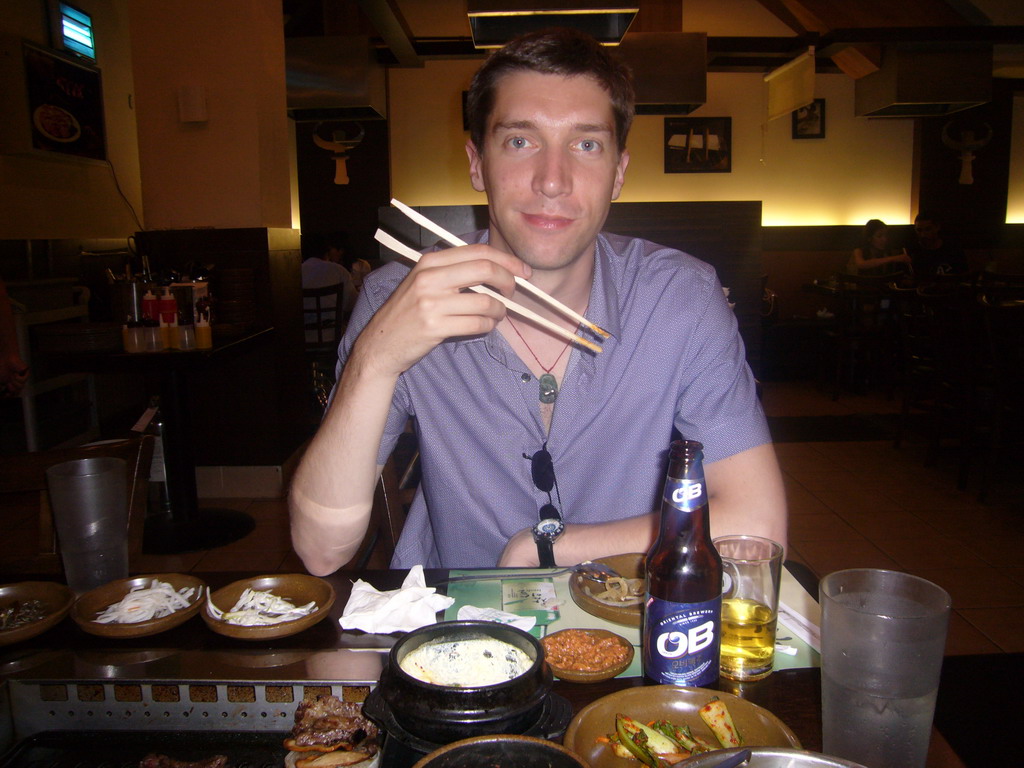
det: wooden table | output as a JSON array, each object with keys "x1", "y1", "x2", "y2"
[
  {"x1": 43, "y1": 328, "x2": 273, "y2": 554},
  {"x1": 1, "y1": 569, "x2": 1004, "y2": 768}
]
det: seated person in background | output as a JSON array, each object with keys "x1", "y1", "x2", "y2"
[
  {"x1": 348, "y1": 258, "x2": 373, "y2": 292},
  {"x1": 289, "y1": 27, "x2": 787, "y2": 572},
  {"x1": 907, "y1": 211, "x2": 968, "y2": 279},
  {"x1": 301, "y1": 232, "x2": 357, "y2": 343},
  {"x1": 846, "y1": 219, "x2": 911, "y2": 276}
]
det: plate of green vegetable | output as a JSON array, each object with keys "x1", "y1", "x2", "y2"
[{"x1": 563, "y1": 685, "x2": 800, "y2": 768}]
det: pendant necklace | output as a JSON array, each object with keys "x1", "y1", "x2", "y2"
[{"x1": 507, "y1": 318, "x2": 571, "y2": 404}]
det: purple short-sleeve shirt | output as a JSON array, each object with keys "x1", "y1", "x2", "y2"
[{"x1": 337, "y1": 231, "x2": 770, "y2": 568}]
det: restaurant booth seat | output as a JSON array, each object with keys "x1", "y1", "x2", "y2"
[{"x1": 0, "y1": 435, "x2": 153, "y2": 576}]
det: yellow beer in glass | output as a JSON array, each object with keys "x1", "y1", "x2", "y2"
[{"x1": 713, "y1": 536, "x2": 784, "y2": 681}]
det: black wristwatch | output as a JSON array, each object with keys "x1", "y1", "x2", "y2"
[{"x1": 532, "y1": 513, "x2": 564, "y2": 568}]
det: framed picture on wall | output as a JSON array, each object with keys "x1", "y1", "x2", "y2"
[
  {"x1": 664, "y1": 117, "x2": 731, "y2": 173},
  {"x1": 23, "y1": 41, "x2": 106, "y2": 160},
  {"x1": 792, "y1": 99, "x2": 825, "y2": 139}
]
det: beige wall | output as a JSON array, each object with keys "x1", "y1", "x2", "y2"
[
  {"x1": 129, "y1": 0, "x2": 292, "y2": 230},
  {"x1": 0, "y1": 0, "x2": 142, "y2": 239},
  {"x1": 1009, "y1": 94, "x2": 1024, "y2": 223},
  {"x1": 389, "y1": 64, "x2": 917, "y2": 226}
]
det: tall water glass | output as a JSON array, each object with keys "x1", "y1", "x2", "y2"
[
  {"x1": 820, "y1": 569, "x2": 950, "y2": 768},
  {"x1": 45, "y1": 457, "x2": 130, "y2": 594}
]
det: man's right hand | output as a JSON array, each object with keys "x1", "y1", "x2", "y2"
[
  {"x1": 352, "y1": 244, "x2": 530, "y2": 378},
  {"x1": 289, "y1": 244, "x2": 530, "y2": 576}
]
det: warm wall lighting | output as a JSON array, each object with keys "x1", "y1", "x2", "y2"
[{"x1": 763, "y1": 211, "x2": 912, "y2": 227}]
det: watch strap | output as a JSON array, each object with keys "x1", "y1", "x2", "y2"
[{"x1": 535, "y1": 535, "x2": 556, "y2": 567}]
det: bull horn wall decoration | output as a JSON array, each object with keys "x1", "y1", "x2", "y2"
[
  {"x1": 313, "y1": 122, "x2": 366, "y2": 185},
  {"x1": 941, "y1": 120, "x2": 992, "y2": 185}
]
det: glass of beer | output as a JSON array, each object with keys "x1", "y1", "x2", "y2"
[{"x1": 713, "y1": 535, "x2": 784, "y2": 681}]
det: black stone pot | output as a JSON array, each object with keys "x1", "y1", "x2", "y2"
[{"x1": 370, "y1": 620, "x2": 553, "y2": 746}]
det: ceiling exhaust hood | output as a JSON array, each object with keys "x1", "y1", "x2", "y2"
[
  {"x1": 855, "y1": 44, "x2": 992, "y2": 117},
  {"x1": 286, "y1": 36, "x2": 386, "y2": 122},
  {"x1": 466, "y1": 1, "x2": 638, "y2": 49},
  {"x1": 617, "y1": 33, "x2": 707, "y2": 115}
]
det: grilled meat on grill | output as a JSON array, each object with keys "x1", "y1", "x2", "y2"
[
  {"x1": 140, "y1": 754, "x2": 229, "y2": 768},
  {"x1": 286, "y1": 695, "x2": 378, "y2": 756}
]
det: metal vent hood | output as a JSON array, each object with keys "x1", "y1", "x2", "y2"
[
  {"x1": 855, "y1": 44, "x2": 992, "y2": 117},
  {"x1": 467, "y1": 1, "x2": 638, "y2": 48},
  {"x1": 618, "y1": 33, "x2": 707, "y2": 115},
  {"x1": 286, "y1": 36, "x2": 386, "y2": 122}
]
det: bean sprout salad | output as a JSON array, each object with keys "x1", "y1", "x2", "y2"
[{"x1": 206, "y1": 587, "x2": 317, "y2": 626}]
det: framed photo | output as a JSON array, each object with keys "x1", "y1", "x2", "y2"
[
  {"x1": 23, "y1": 41, "x2": 106, "y2": 160},
  {"x1": 792, "y1": 99, "x2": 825, "y2": 139},
  {"x1": 664, "y1": 117, "x2": 731, "y2": 173}
]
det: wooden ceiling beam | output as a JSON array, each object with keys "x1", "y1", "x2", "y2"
[{"x1": 755, "y1": 0, "x2": 830, "y2": 34}]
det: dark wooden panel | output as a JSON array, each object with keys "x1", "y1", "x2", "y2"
[
  {"x1": 377, "y1": 205, "x2": 488, "y2": 254},
  {"x1": 604, "y1": 201, "x2": 763, "y2": 374},
  {"x1": 135, "y1": 227, "x2": 306, "y2": 467},
  {"x1": 914, "y1": 79, "x2": 1015, "y2": 248}
]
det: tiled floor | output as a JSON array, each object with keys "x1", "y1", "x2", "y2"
[{"x1": 138, "y1": 379, "x2": 1024, "y2": 655}]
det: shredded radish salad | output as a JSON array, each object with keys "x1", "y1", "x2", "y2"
[
  {"x1": 95, "y1": 579, "x2": 198, "y2": 624},
  {"x1": 206, "y1": 587, "x2": 317, "y2": 626}
]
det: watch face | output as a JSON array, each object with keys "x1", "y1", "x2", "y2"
[{"x1": 535, "y1": 519, "x2": 564, "y2": 537}]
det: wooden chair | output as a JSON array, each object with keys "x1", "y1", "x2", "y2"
[
  {"x1": 334, "y1": 456, "x2": 413, "y2": 572},
  {"x1": 0, "y1": 436, "x2": 154, "y2": 576},
  {"x1": 303, "y1": 283, "x2": 348, "y2": 412},
  {"x1": 824, "y1": 273, "x2": 901, "y2": 399},
  {"x1": 340, "y1": 425, "x2": 420, "y2": 571},
  {"x1": 972, "y1": 295, "x2": 1024, "y2": 500},
  {"x1": 893, "y1": 282, "x2": 980, "y2": 484}
]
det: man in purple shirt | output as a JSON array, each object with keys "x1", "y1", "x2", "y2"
[{"x1": 290, "y1": 28, "x2": 787, "y2": 572}]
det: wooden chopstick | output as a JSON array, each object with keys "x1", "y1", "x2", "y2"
[
  {"x1": 374, "y1": 228, "x2": 602, "y2": 354},
  {"x1": 390, "y1": 198, "x2": 611, "y2": 340}
]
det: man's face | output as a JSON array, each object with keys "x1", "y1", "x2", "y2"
[
  {"x1": 915, "y1": 219, "x2": 940, "y2": 246},
  {"x1": 465, "y1": 71, "x2": 629, "y2": 273}
]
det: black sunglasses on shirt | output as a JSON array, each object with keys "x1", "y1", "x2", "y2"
[{"x1": 524, "y1": 443, "x2": 564, "y2": 566}]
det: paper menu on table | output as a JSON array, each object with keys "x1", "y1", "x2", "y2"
[
  {"x1": 501, "y1": 579, "x2": 559, "y2": 631},
  {"x1": 777, "y1": 567, "x2": 822, "y2": 654}
]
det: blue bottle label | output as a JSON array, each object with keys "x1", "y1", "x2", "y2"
[
  {"x1": 643, "y1": 594, "x2": 722, "y2": 686},
  {"x1": 664, "y1": 476, "x2": 706, "y2": 513}
]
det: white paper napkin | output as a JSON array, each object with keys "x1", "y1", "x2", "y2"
[
  {"x1": 340, "y1": 565, "x2": 454, "y2": 634},
  {"x1": 457, "y1": 605, "x2": 537, "y2": 633},
  {"x1": 777, "y1": 568, "x2": 822, "y2": 652}
]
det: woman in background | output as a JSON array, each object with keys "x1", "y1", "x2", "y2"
[{"x1": 847, "y1": 219, "x2": 912, "y2": 276}]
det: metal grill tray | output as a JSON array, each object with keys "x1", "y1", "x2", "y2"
[{"x1": 0, "y1": 730, "x2": 290, "y2": 768}]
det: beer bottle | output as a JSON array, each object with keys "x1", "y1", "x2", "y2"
[{"x1": 643, "y1": 439, "x2": 723, "y2": 687}]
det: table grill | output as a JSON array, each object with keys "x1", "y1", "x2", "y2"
[{"x1": 0, "y1": 650, "x2": 410, "y2": 768}]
